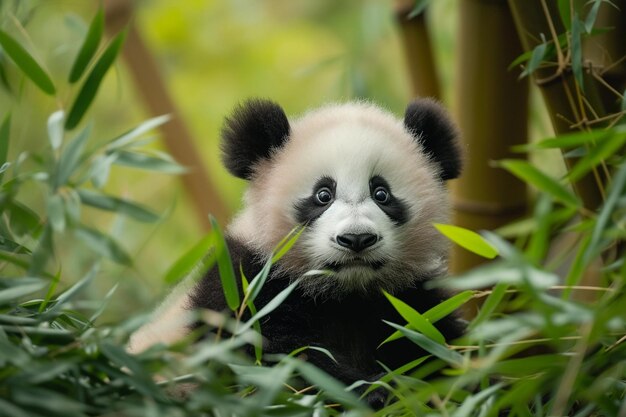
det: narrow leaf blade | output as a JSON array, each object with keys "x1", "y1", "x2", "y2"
[
  {"x1": 68, "y1": 8, "x2": 104, "y2": 83},
  {"x1": 0, "y1": 29, "x2": 56, "y2": 95},
  {"x1": 434, "y1": 223, "x2": 498, "y2": 259},
  {"x1": 210, "y1": 215, "x2": 240, "y2": 311},
  {"x1": 65, "y1": 30, "x2": 126, "y2": 130}
]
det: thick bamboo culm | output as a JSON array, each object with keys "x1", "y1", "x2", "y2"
[
  {"x1": 104, "y1": 0, "x2": 229, "y2": 229},
  {"x1": 394, "y1": 0, "x2": 441, "y2": 99},
  {"x1": 450, "y1": 0, "x2": 529, "y2": 274},
  {"x1": 507, "y1": 0, "x2": 611, "y2": 210}
]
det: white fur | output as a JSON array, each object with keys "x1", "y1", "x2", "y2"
[{"x1": 229, "y1": 102, "x2": 451, "y2": 298}]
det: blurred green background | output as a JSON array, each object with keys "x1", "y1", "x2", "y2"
[{"x1": 0, "y1": 0, "x2": 552, "y2": 321}]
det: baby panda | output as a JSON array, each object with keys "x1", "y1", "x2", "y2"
[{"x1": 129, "y1": 98, "x2": 463, "y2": 401}]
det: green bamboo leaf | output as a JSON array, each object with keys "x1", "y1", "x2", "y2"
[
  {"x1": 237, "y1": 281, "x2": 298, "y2": 335},
  {"x1": 423, "y1": 290, "x2": 475, "y2": 322},
  {"x1": 379, "y1": 290, "x2": 475, "y2": 346},
  {"x1": 454, "y1": 383, "x2": 504, "y2": 417},
  {"x1": 111, "y1": 150, "x2": 187, "y2": 173},
  {"x1": 74, "y1": 225, "x2": 131, "y2": 265},
  {"x1": 434, "y1": 223, "x2": 498, "y2": 259},
  {"x1": 286, "y1": 357, "x2": 365, "y2": 409},
  {"x1": 106, "y1": 114, "x2": 171, "y2": 150},
  {"x1": 533, "y1": 128, "x2": 613, "y2": 150},
  {"x1": 470, "y1": 283, "x2": 509, "y2": 330},
  {"x1": 0, "y1": 29, "x2": 56, "y2": 95},
  {"x1": 383, "y1": 290, "x2": 445, "y2": 344},
  {"x1": 47, "y1": 110, "x2": 64, "y2": 150},
  {"x1": 65, "y1": 29, "x2": 126, "y2": 130},
  {"x1": 520, "y1": 40, "x2": 547, "y2": 78},
  {"x1": 557, "y1": 0, "x2": 572, "y2": 29},
  {"x1": 246, "y1": 259, "x2": 272, "y2": 306},
  {"x1": 384, "y1": 321, "x2": 464, "y2": 366},
  {"x1": 407, "y1": 0, "x2": 433, "y2": 18},
  {"x1": 47, "y1": 264, "x2": 98, "y2": 314},
  {"x1": 0, "y1": 113, "x2": 10, "y2": 183},
  {"x1": 271, "y1": 225, "x2": 304, "y2": 263},
  {"x1": 77, "y1": 189, "x2": 159, "y2": 222},
  {"x1": 54, "y1": 123, "x2": 91, "y2": 188},
  {"x1": 584, "y1": 0, "x2": 604, "y2": 33},
  {"x1": 47, "y1": 194, "x2": 65, "y2": 232},
  {"x1": 0, "y1": 280, "x2": 46, "y2": 305},
  {"x1": 210, "y1": 215, "x2": 240, "y2": 311},
  {"x1": 571, "y1": 13, "x2": 584, "y2": 92},
  {"x1": 164, "y1": 231, "x2": 216, "y2": 284},
  {"x1": 567, "y1": 131, "x2": 626, "y2": 181},
  {"x1": 499, "y1": 159, "x2": 580, "y2": 208},
  {"x1": 68, "y1": 8, "x2": 104, "y2": 83},
  {"x1": 583, "y1": 163, "x2": 626, "y2": 263}
]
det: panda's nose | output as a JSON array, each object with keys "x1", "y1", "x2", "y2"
[{"x1": 336, "y1": 233, "x2": 379, "y2": 252}]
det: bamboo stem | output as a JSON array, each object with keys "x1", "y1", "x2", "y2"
[
  {"x1": 394, "y1": 0, "x2": 441, "y2": 99},
  {"x1": 104, "y1": 0, "x2": 230, "y2": 229}
]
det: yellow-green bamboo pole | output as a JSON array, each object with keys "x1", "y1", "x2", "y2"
[
  {"x1": 451, "y1": 0, "x2": 529, "y2": 275},
  {"x1": 105, "y1": 0, "x2": 230, "y2": 229},
  {"x1": 394, "y1": 0, "x2": 441, "y2": 99}
]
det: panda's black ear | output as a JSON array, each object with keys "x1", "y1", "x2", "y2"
[
  {"x1": 404, "y1": 98, "x2": 462, "y2": 181},
  {"x1": 221, "y1": 99, "x2": 291, "y2": 179}
]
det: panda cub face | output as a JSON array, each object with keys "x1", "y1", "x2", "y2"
[{"x1": 223, "y1": 99, "x2": 461, "y2": 298}]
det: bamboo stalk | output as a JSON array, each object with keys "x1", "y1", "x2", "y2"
[
  {"x1": 394, "y1": 0, "x2": 441, "y2": 99},
  {"x1": 104, "y1": 0, "x2": 229, "y2": 229},
  {"x1": 507, "y1": 0, "x2": 609, "y2": 210},
  {"x1": 450, "y1": 0, "x2": 529, "y2": 275}
]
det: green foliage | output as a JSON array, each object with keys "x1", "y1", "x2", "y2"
[{"x1": 0, "y1": 2, "x2": 623, "y2": 417}]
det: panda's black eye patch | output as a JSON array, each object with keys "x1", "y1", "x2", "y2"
[
  {"x1": 295, "y1": 177, "x2": 336, "y2": 224},
  {"x1": 369, "y1": 175, "x2": 408, "y2": 225}
]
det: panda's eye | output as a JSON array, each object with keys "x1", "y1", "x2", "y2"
[
  {"x1": 315, "y1": 187, "x2": 333, "y2": 205},
  {"x1": 373, "y1": 187, "x2": 390, "y2": 204}
]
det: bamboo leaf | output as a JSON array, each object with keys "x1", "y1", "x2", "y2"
[
  {"x1": 383, "y1": 291, "x2": 445, "y2": 344},
  {"x1": 54, "y1": 123, "x2": 91, "y2": 188},
  {"x1": 47, "y1": 194, "x2": 65, "y2": 232},
  {"x1": 0, "y1": 113, "x2": 10, "y2": 183},
  {"x1": 583, "y1": 162, "x2": 626, "y2": 263},
  {"x1": 210, "y1": 215, "x2": 240, "y2": 311},
  {"x1": 74, "y1": 225, "x2": 131, "y2": 265},
  {"x1": 571, "y1": 13, "x2": 584, "y2": 92},
  {"x1": 47, "y1": 111, "x2": 64, "y2": 151},
  {"x1": 68, "y1": 8, "x2": 104, "y2": 83},
  {"x1": 567, "y1": 131, "x2": 626, "y2": 181},
  {"x1": 434, "y1": 223, "x2": 498, "y2": 259},
  {"x1": 408, "y1": 0, "x2": 433, "y2": 18},
  {"x1": 531, "y1": 128, "x2": 614, "y2": 150},
  {"x1": 111, "y1": 150, "x2": 186, "y2": 173},
  {"x1": 47, "y1": 264, "x2": 98, "y2": 314},
  {"x1": 499, "y1": 159, "x2": 580, "y2": 208},
  {"x1": 164, "y1": 231, "x2": 216, "y2": 284},
  {"x1": 0, "y1": 280, "x2": 46, "y2": 305},
  {"x1": 0, "y1": 29, "x2": 56, "y2": 95},
  {"x1": 520, "y1": 40, "x2": 547, "y2": 78},
  {"x1": 423, "y1": 290, "x2": 475, "y2": 323},
  {"x1": 65, "y1": 29, "x2": 126, "y2": 130},
  {"x1": 584, "y1": 0, "x2": 605, "y2": 33},
  {"x1": 470, "y1": 283, "x2": 509, "y2": 330},
  {"x1": 106, "y1": 114, "x2": 170, "y2": 150},
  {"x1": 384, "y1": 321, "x2": 464, "y2": 366},
  {"x1": 286, "y1": 357, "x2": 365, "y2": 409},
  {"x1": 77, "y1": 189, "x2": 159, "y2": 223},
  {"x1": 271, "y1": 225, "x2": 303, "y2": 263},
  {"x1": 238, "y1": 280, "x2": 298, "y2": 335}
]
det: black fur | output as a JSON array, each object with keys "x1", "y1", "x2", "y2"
[
  {"x1": 221, "y1": 99, "x2": 291, "y2": 179},
  {"x1": 404, "y1": 98, "x2": 462, "y2": 181},
  {"x1": 294, "y1": 176, "x2": 336, "y2": 225},
  {"x1": 369, "y1": 175, "x2": 409, "y2": 225},
  {"x1": 190, "y1": 237, "x2": 465, "y2": 401}
]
